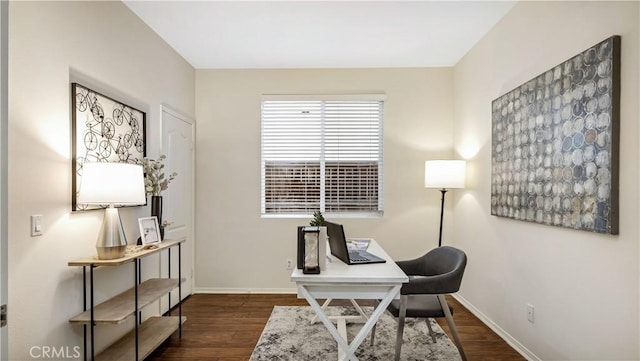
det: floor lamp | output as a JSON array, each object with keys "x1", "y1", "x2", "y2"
[{"x1": 424, "y1": 160, "x2": 466, "y2": 247}]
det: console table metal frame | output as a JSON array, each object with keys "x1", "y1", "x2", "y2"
[{"x1": 68, "y1": 239, "x2": 185, "y2": 361}]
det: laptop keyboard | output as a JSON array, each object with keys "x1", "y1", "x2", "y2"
[{"x1": 349, "y1": 252, "x2": 369, "y2": 262}]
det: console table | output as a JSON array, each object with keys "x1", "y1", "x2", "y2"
[{"x1": 68, "y1": 239, "x2": 185, "y2": 361}]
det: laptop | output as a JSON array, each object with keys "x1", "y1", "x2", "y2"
[{"x1": 325, "y1": 221, "x2": 386, "y2": 265}]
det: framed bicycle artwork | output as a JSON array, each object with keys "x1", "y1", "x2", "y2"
[{"x1": 71, "y1": 83, "x2": 146, "y2": 211}]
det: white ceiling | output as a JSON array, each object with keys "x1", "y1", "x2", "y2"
[{"x1": 124, "y1": 1, "x2": 516, "y2": 69}]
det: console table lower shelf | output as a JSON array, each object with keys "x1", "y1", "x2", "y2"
[{"x1": 95, "y1": 316, "x2": 186, "y2": 361}]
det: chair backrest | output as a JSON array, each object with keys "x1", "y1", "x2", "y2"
[{"x1": 411, "y1": 246, "x2": 467, "y2": 294}]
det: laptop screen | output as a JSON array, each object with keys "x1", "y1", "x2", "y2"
[
  {"x1": 325, "y1": 221, "x2": 350, "y2": 264},
  {"x1": 325, "y1": 221, "x2": 386, "y2": 265}
]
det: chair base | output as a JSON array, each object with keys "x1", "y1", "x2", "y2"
[
  {"x1": 371, "y1": 295, "x2": 467, "y2": 361},
  {"x1": 437, "y1": 294, "x2": 467, "y2": 361}
]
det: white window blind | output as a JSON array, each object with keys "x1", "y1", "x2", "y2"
[{"x1": 261, "y1": 97, "x2": 384, "y2": 216}]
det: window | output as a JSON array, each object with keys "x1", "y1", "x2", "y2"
[{"x1": 261, "y1": 95, "x2": 384, "y2": 216}]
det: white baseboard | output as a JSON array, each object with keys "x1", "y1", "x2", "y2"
[
  {"x1": 195, "y1": 287, "x2": 297, "y2": 294},
  {"x1": 452, "y1": 294, "x2": 540, "y2": 361}
]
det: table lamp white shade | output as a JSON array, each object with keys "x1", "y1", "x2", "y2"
[
  {"x1": 78, "y1": 162, "x2": 146, "y2": 205},
  {"x1": 424, "y1": 160, "x2": 466, "y2": 189},
  {"x1": 78, "y1": 162, "x2": 146, "y2": 259}
]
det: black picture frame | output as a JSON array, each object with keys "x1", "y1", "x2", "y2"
[
  {"x1": 490, "y1": 36, "x2": 620, "y2": 234},
  {"x1": 71, "y1": 83, "x2": 146, "y2": 211}
]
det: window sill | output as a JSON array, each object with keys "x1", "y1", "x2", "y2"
[{"x1": 261, "y1": 212, "x2": 383, "y2": 219}]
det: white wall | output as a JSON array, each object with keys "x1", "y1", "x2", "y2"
[
  {"x1": 8, "y1": 2, "x2": 194, "y2": 359},
  {"x1": 9, "y1": 1, "x2": 637, "y2": 360},
  {"x1": 194, "y1": 68, "x2": 454, "y2": 292},
  {"x1": 452, "y1": 1, "x2": 639, "y2": 360}
]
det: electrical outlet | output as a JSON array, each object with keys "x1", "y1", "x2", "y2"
[
  {"x1": 286, "y1": 259, "x2": 294, "y2": 270},
  {"x1": 526, "y1": 304, "x2": 534, "y2": 323}
]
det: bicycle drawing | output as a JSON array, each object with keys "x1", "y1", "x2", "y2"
[{"x1": 71, "y1": 83, "x2": 146, "y2": 211}]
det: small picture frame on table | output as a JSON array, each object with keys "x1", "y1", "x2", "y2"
[{"x1": 138, "y1": 216, "x2": 161, "y2": 245}]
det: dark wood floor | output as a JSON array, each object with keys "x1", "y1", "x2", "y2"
[{"x1": 148, "y1": 294, "x2": 525, "y2": 361}]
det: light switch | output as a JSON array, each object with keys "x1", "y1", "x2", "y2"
[{"x1": 31, "y1": 215, "x2": 43, "y2": 237}]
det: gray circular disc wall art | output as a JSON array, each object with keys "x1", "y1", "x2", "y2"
[{"x1": 490, "y1": 36, "x2": 620, "y2": 234}]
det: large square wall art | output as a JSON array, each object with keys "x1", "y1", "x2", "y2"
[
  {"x1": 491, "y1": 36, "x2": 620, "y2": 234},
  {"x1": 71, "y1": 83, "x2": 146, "y2": 211}
]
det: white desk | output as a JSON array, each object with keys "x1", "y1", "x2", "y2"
[{"x1": 291, "y1": 239, "x2": 408, "y2": 361}]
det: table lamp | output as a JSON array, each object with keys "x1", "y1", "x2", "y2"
[
  {"x1": 424, "y1": 160, "x2": 466, "y2": 247},
  {"x1": 78, "y1": 162, "x2": 146, "y2": 259}
]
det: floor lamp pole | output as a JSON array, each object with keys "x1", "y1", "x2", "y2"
[{"x1": 438, "y1": 189, "x2": 448, "y2": 247}]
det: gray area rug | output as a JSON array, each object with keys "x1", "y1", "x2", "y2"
[{"x1": 250, "y1": 306, "x2": 462, "y2": 361}]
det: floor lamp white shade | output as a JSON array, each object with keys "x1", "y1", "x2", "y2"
[
  {"x1": 424, "y1": 160, "x2": 466, "y2": 190},
  {"x1": 424, "y1": 160, "x2": 466, "y2": 247},
  {"x1": 78, "y1": 162, "x2": 146, "y2": 259}
]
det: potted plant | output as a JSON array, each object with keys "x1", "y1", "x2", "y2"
[
  {"x1": 141, "y1": 155, "x2": 177, "y2": 241},
  {"x1": 309, "y1": 210, "x2": 328, "y2": 270},
  {"x1": 310, "y1": 210, "x2": 325, "y2": 227}
]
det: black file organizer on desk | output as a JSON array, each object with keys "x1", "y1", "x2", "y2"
[{"x1": 297, "y1": 226, "x2": 321, "y2": 274}]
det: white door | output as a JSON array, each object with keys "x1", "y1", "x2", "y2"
[
  {"x1": 0, "y1": 1, "x2": 8, "y2": 358},
  {"x1": 161, "y1": 105, "x2": 194, "y2": 308}
]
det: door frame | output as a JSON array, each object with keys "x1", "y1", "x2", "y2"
[
  {"x1": 0, "y1": 0, "x2": 8, "y2": 358},
  {"x1": 160, "y1": 104, "x2": 195, "y2": 294}
]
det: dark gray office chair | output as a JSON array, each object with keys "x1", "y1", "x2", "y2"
[{"x1": 371, "y1": 246, "x2": 467, "y2": 361}]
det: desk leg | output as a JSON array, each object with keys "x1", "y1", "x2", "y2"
[
  {"x1": 349, "y1": 299, "x2": 369, "y2": 321},
  {"x1": 311, "y1": 299, "x2": 369, "y2": 325},
  {"x1": 310, "y1": 298, "x2": 333, "y2": 324},
  {"x1": 298, "y1": 284, "x2": 401, "y2": 361},
  {"x1": 337, "y1": 318, "x2": 348, "y2": 361},
  {"x1": 345, "y1": 286, "x2": 399, "y2": 360},
  {"x1": 298, "y1": 286, "x2": 355, "y2": 361}
]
